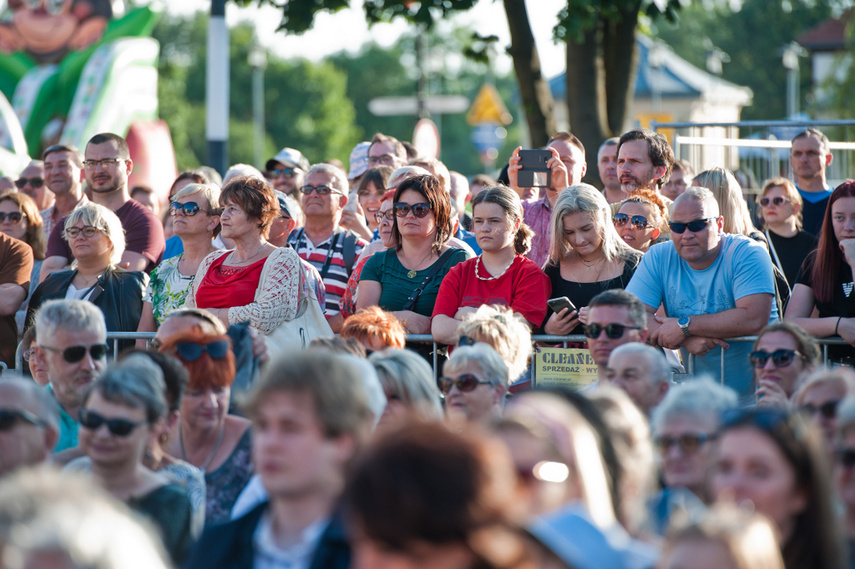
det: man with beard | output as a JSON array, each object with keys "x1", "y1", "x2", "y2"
[
  {"x1": 39, "y1": 132, "x2": 164, "y2": 282},
  {"x1": 616, "y1": 129, "x2": 675, "y2": 198}
]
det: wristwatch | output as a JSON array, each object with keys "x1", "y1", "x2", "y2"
[{"x1": 678, "y1": 316, "x2": 691, "y2": 337}]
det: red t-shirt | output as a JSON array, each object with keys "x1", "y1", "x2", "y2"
[
  {"x1": 0, "y1": 233, "x2": 33, "y2": 365},
  {"x1": 431, "y1": 255, "x2": 551, "y2": 327},
  {"x1": 194, "y1": 252, "x2": 266, "y2": 309},
  {"x1": 46, "y1": 199, "x2": 165, "y2": 273}
]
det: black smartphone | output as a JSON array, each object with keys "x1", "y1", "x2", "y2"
[
  {"x1": 547, "y1": 296, "x2": 577, "y2": 314},
  {"x1": 518, "y1": 149, "x2": 552, "y2": 188}
]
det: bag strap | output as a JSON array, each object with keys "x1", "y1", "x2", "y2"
[
  {"x1": 401, "y1": 249, "x2": 456, "y2": 312},
  {"x1": 342, "y1": 230, "x2": 358, "y2": 278}
]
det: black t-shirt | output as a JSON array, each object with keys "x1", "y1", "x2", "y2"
[
  {"x1": 800, "y1": 194, "x2": 831, "y2": 237},
  {"x1": 795, "y1": 251, "x2": 855, "y2": 362},
  {"x1": 543, "y1": 251, "x2": 642, "y2": 334},
  {"x1": 767, "y1": 229, "x2": 817, "y2": 289}
]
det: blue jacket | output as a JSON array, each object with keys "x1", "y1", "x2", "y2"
[{"x1": 183, "y1": 502, "x2": 350, "y2": 569}]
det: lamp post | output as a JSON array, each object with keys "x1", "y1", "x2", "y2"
[
  {"x1": 248, "y1": 44, "x2": 267, "y2": 170},
  {"x1": 207, "y1": 0, "x2": 229, "y2": 175},
  {"x1": 782, "y1": 42, "x2": 807, "y2": 119}
]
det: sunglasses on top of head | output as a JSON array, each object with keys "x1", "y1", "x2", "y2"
[
  {"x1": 393, "y1": 202, "x2": 432, "y2": 218},
  {"x1": 175, "y1": 340, "x2": 230, "y2": 362},
  {"x1": 613, "y1": 213, "x2": 650, "y2": 229},
  {"x1": 668, "y1": 218, "x2": 716, "y2": 234}
]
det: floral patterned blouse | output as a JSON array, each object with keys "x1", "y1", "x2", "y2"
[{"x1": 144, "y1": 255, "x2": 214, "y2": 325}]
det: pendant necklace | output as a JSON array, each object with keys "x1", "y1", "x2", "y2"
[{"x1": 404, "y1": 249, "x2": 434, "y2": 279}]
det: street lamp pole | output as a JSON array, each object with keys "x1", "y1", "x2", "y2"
[
  {"x1": 207, "y1": 0, "x2": 229, "y2": 175},
  {"x1": 249, "y1": 45, "x2": 267, "y2": 170}
]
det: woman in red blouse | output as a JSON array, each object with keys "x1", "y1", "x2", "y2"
[
  {"x1": 431, "y1": 184, "x2": 551, "y2": 345},
  {"x1": 185, "y1": 176, "x2": 304, "y2": 335}
]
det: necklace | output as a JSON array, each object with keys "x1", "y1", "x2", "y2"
[
  {"x1": 403, "y1": 248, "x2": 434, "y2": 279},
  {"x1": 231, "y1": 242, "x2": 266, "y2": 266},
  {"x1": 474, "y1": 255, "x2": 515, "y2": 281},
  {"x1": 579, "y1": 253, "x2": 605, "y2": 271},
  {"x1": 179, "y1": 422, "x2": 226, "y2": 473}
]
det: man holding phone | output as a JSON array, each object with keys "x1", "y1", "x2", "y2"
[{"x1": 508, "y1": 131, "x2": 587, "y2": 268}]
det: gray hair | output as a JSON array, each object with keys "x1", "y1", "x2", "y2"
[
  {"x1": 308, "y1": 163, "x2": 348, "y2": 193},
  {"x1": 338, "y1": 354, "x2": 387, "y2": 426},
  {"x1": 63, "y1": 202, "x2": 125, "y2": 264},
  {"x1": 387, "y1": 165, "x2": 431, "y2": 189},
  {"x1": 673, "y1": 186, "x2": 720, "y2": 218},
  {"x1": 368, "y1": 348, "x2": 443, "y2": 419},
  {"x1": 0, "y1": 374, "x2": 60, "y2": 432},
  {"x1": 35, "y1": 299, "x2": 106, "y2": 345},
  {"x1": 650, "y1": 376, "x2": 738, "y2": 436},
  {"x1": 443, "y1": 343, "x2": 509, "y2": 390},
  {"x1": 83, "y1": 355, "x2": 167, "y2": 424},
  {"x1": 609, "y1": 343, "x2": 670, "y2": 385},
  {"x1": 456, "y1": 305, "x2": 532, "y2": 379},
  {"x1": 223, "y1": 163, "x2": 265, "y2": 184},
  {"x1": 171, "y1": 182, "x2": 222, "y2": 214}
]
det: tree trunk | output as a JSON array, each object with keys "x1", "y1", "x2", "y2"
[
  {"x1": 602, "y1": 5, "x2": 640, "y2": 135},
  {"x1": 503, "y1": 0, "x2": 556, "y2": 147}
]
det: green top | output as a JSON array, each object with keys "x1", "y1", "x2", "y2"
[
  {"x1": 361, "y1": 247, "x2": 471, "y2": 317},
  {"x1": 143, "y1": 255, "x2": 195, "y2": 324}
]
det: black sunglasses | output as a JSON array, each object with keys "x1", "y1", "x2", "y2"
[
  {"x1": 584, "y1": 323, "x2": 640, "y2": 339},
  {"x1": 175, "y1": 340, "x2": 229, "y2": 362},
  {"x1": 40, "y1": 344, "x2": 108, "y2": 363},
  {"x1": 170, "y1": 201, "x2": 210, "y2": 217},
  {"x1": 394, "y1": 202, "x2": 432, "y2": 218},
  {"x1": 300, "y1": 185, "x2": 342, "y2": 196},
  {"x1": 668, "y1": 217, "x2": 716, "y2": 234},
  {"x1": 613, "y1": 213, "x2": 649, "y2": 229},
  {"x1": 836, "y1": 447, "x2": 855, "y2": 468},
  {"x1": 437, "y1": 373, "x2": 491, "y2": 395},
  {"x1": 654, "y1": 433, "x2": 716, "y2": 454},
  {"x1": 15, "y1": 177, "x2": 43, "y2": 188},
  {"x1": 750, "y1": 349, "x2": 803, "y2": 368},
  {"x1": 374, "y1": 210, "x2": 394, "y2": 223},
  {"x1": 801, "y1": 400, "x2": 840, "y2": 420},
  {"x1": 79, "y1": 409, "x2": 146, "y2": 437},
  {"x1": 759, "y1": 196, "x2": 790, "y2": 207},
  {"x1": 0, "y1": 211, "x2": 24, "y2": 223},
  {"x1": 0, "y1": 409, "x2": 45, "y2": 430}
]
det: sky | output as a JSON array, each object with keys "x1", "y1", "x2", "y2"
[{"x1": 166, "y1": 0, "x2": 568, "y2": 78}]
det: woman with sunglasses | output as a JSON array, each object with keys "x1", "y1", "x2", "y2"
[
  {"x1": 135, "y1": 183, "x2": 221, "y2": 344},
  {"x1": 794, "y1": 368, "x2": 855, "y2": 449},
  {"x1": 613, "y1": 189, "x2": 668, "y2": 253},
  {"x1": 440, "y1": 343, "x2": 509, "y2": 425},
  {"x1": 786, "y1": 181, "x2": 855, "y2": 364},
  {"x1": 26, "y1": 202, "x2": 146, "y2": 350},
  {"x1": 543, "y1": 184, "x2": 641, "y2": 337},
  {"x1": 160, "y1": 331, "x2": 253, "y2": 527},
  {"x1": 186, "y1": 176, "x2": 306, "y2": 336},
  {"x1": 357, "y1": 174, "x2": 471, "y2": 334},
  {"x1": 758, "y1": 178, "x2": 817, "y2": 293},
  {"x1": 711, "y1": 407, "x2": 846, "y2": 569},
  {"x1": 0, "y1": 191, "x2": 46, "y2": 331},
  {"x1": 752, "y1": 322, "x2": 820, "y2": 409},
  {"x1": 77, "y1": 357, "x2": 194, "y2": 565},
  {"x1": 432, "y1": 184, "x2": 550, "y2": 346},
  {"x1": 162, "y1": 169, "x2": 213, "y2": 253}
]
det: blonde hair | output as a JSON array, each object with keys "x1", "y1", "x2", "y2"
[
  {"x1": 456, "y1": 305, "x2": 532, "y2": 379},
  {"x1": 760, "y1": 177, "x2": 803, "y2": 229},
  {"x1": 63, "y1": 202, "x2": 125, "y2": 265},
  {"x1": 693, "y1": 168, "x2": 759, "y2": 237},
  {"x1": 795, "y1": 366, "x2": 855, "y2": 406},
  {"x1": 548, "y1": 183, "x2": 636, "y2": 265}
]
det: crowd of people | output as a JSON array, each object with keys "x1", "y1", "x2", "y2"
[{"x1": 0, "y1": 125, "x2": 854, "y2": 569}]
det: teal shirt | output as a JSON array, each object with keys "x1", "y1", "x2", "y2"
[
  {"x1": 47, "y1": 384, "x2": 79, "y2": 452},
  {"x1": 361, "y1": 248, "x2": 471, "y2": 317}
]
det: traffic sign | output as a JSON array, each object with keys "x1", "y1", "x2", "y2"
[{"x1": 466, "y1": 84, "x2": 512, "y2": 126}]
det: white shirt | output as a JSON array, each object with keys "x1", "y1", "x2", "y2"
[{"x1": 253, "y1": 511, "x2": 329, "y2": 569}]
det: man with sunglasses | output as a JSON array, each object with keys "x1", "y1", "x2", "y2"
[
  {"x1": 33, "y1": 299, "x2": 108, "y2": 457},
  {"x1": 0, "y1": 375, "x2": 59, "y2": 477},
  {"x1": 40, "y1": 132, "x2": 165, "y2": 283},
  {"x1": 266, "y1": 146, "x2": 310, "y2": 197},
  {"x1": 584, "y1": 289, "x2": 649, "y2": 386},
  {"x1": 287, "y1": 163, "x2": 367, "y2": 333},
  {"x1": 40, "y1": 144, "x2": 87, "y2": 239},
  {"x1": 627, "y1": 187, "x2": 778, "y2": 402},
  {"x1": 15, "y1": 159, "x2": 52, "y2": 211}
]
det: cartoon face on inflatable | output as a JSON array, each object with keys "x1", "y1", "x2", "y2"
[{"x1": 0, "y1": 0, "x2": 113, "y2": 62}]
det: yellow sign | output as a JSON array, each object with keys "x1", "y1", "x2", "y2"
[
  {"x1": 637, "y1": 112, "x2": 675, "y2": 146},
  {"x1": 467, "y1": 84, "x2": 512, "y2": 126},
  {"x1": 533, "y1": 347, "x2": 599, "y2": 390}
]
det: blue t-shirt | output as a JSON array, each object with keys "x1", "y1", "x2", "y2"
[
  {"x1": 627, "y1": 234, "x2": 778, "y2": 401},
  {"x1": 47, "y1": 383, "x2": 78, "y2": 452}
]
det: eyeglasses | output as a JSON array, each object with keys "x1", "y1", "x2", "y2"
[
  {"x1": 759, "y1": 196, "x2": 790, "y2": 207},
  {"x1": 271, "y1": 167, "x2": 296, "y2": 178},
  {"x1": 654, "y1": 433, "x2": 716, "y2": 454},
  {"x1": 584, "y1": 323, "x2": 640, "y2": 339},
  {"x1": 801, "y1": 400, "x2": 840, "y2": 420},
  {"x1": 368, "y1": 154, "x2": 397, "y2": 166},
  {"x1": 175, "y1": 340, "x2": 229, "y2": 362},
  {"x1": 299, "y1": 185, "x2": 343, "y2": 196},
  {"x1": 374, "y1": 209, "x2": 394, "y2": 223},
  {"x1": 22, "y1": 348, "x2": 37, "y2": 362},
  {"x1": 170, "y1": 201, "x2": 210, "y2": 217},
  {"x1": 749, "y1": 349, "x2": 804, "y2": 368},
  {"x1": 668, "y1": 218, "x2": 716, "y2": 234},
  {"x1": 437, "y1": 373, "x2": 492, "y2": 395},
  {"x1": 0, "y1": 409, "x2": 45, "y2": 430},
  {"x1": 836, "y1": 447, "x2": 855, "y2": 468},
  {"x1": 394, "y1": 202, "x2": 432, "y2": 218},
  {"x1": 14, "y1": 177, "x2": 43, "y2": 188},
  {"x1": 613, "y1": 213, "x2": 650, "y2": 229},
  {"x1": 64, "y1": 226, "x2": 101, "y2": 239},
  {"x1": 40, "y1": 344, "x2": 108, "y2": 363},
  {"x1": 82, "y1": 158, "x2": 124, "y2": 169},
  {"x1": 0, "y1": 211, "x2": 24, "y2": 223},
  {"x1": 79, "y1": 409, "x2": 146, "y2": 437}
]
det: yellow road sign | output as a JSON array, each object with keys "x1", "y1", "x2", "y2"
[{"x1": 466, "y1": 84, "x2": 512, "y2": 126}]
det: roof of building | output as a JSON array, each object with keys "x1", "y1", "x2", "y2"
[{"x1": 797, "y1": 10, "x2": 852, "y2": 52}]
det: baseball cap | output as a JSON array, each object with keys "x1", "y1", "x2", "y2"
[
  {"x1": 347, "y1": 141, "x2": 371, "y2": 180},
  {"x1": 275, "y1": 191, "x2": 298, "y2": 218},
  {"x1": 266, "y1": 147, "x2": 310, "y2": 173}
]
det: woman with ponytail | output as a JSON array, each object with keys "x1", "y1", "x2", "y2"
[{"x1": 431, "y1": 185, "x2": 551, "y2": 345}]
